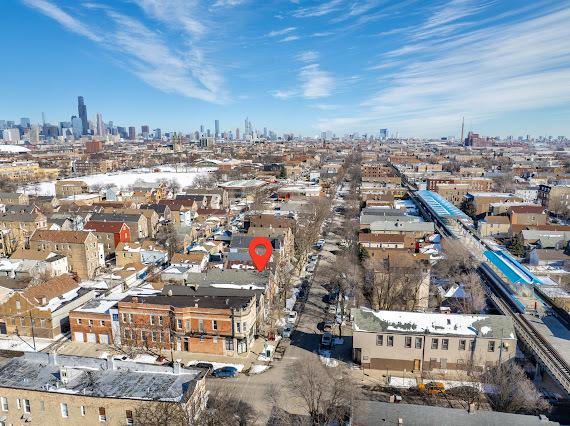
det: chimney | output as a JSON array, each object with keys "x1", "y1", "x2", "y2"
[{"x1": 48, "y1": 352, "x2": 58, "y2": 366}]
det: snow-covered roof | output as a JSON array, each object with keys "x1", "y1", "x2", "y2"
[
  {"x1": 0, "y1": 144, "x2": 30, "y2": 153},
  {"x1": 352, "y1": 307, "x2": 515, "y2": 339}
]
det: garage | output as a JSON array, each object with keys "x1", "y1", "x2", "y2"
[
  {"x1": 99, "y1": 334, "x2": 109, "y2": 344},
  {"x1": 86, "y1": 333, "x2": 97, "y2": 343},
  {"x1": 73, "y1": 332, "x2": 84, "y2": 342}
]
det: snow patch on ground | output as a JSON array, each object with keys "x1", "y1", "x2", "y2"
[
  {"x1": 0, "y1": 335, "x2": 56, "y2": 352},
  {"x1": 257, "y1": 343, "x2": 276, "y2": 361},
  {"x1": 249, "y1": 365, "x2": 270, "y2": 375},
  {"x1": 319, "y1": 349, "x2": 339, "y2": 368}
]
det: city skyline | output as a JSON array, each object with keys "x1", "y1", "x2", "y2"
[{"x1": 2, "y1": 0, "x2": 570, "y2": 137}]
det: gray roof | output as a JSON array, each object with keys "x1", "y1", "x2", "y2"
[
  {"x1": 369, "y1": 220, "x2": 435, "y2": 233},
  {"x1": 183, "y1": 268, "x2": 269, "y2": 288},
  {"x1": 0, "y1": 352, "x2": 204, "y2": 402},
  {"x1": 354, "y1": 400, "x2": 558, "y2": 426},
  {"x1": 90, "y1": 213, "x2": 143, "y2": 223},
  {"x1": 162, "y1": 284, "x2": 264, "y2": 303}
]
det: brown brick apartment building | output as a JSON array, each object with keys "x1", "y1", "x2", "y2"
[{"x1": 118, "y1": 294, "x2": 257, "y2": 357}]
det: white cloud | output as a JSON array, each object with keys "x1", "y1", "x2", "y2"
[
  {"x1": 318, "y1": 5, "x2": 570, "y2": 135},
  {"x1": 312, "y1": 31, "x2": 334, "y2": 37},
  {"x1": 297, "y1": 50, "x2": 319, "y2": 62},
  {"x1": 23, "y1": 0, "x2": 226, "y2": 104},
  {"x1": 267, "y1": 27, "x2": 296, "y2": 37},
  {"x1": 293, "y1": 0, "x2": 343, "y2": 18},
  {"x1": 300, "y1": 64, "x2": 334, "y2": 98},
  {"x1": 270, "y1": 89, "x2": 297, "y2": 99},
  {"x1": 212, "y1": 0, "x2": 247, "y2": 6},
  {"x1": 131, "y1": 0, "x2": 206, "y2": 36},
  {"x1": 279, "y1": 35, "x2": 300, "y2": 42},
  {"x1": 22, "y1": 0, "x2": 103, "y2": 42}
]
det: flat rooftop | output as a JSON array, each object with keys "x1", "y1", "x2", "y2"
[{"x1": 0, "y1": 353, "x2": 204, "y2": 402}]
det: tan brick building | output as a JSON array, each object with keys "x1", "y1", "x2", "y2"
[
  {"x1": 352, "y1": 308, "x2": 516, "y2": 374},
  {"x1": 0, "y1": 352, "x2": 207, "y2": 426},
  {"x1": 29, "y1": 230, "x2": 101, "y2": 279},
  {"x1": 54, "y1": 180, "x2": 89, "y2": 198}
]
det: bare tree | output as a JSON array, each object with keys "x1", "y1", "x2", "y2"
[
  {"x1": 482, "y1": 363, "x2": 549, "y2": 415},
  {"x1": 0, "y1": 179, "x2": 17, "y2": 192},
  {"x1": 187, "y1": 173, "x2": 216, "y2": 189},
  {"x1": 134, "y1": 400, "x2": 191, "y2": 426},
  {"x1": 433, "y1": 238, "x2": 477, "y2": 279},
  {"x1": 446, "y1": 271, "x2": 487, "y2": 314},
  {"x1": 362, "y1": 255, "x2": 431, "y2": 311},
  {"x1": 199, "y1": 386, "x2": 259, "y2": 426},
  {"x1": 156, "y1": 223, "x2": 183, "y2": 260},
  {"x1": 287, "y1": 358, "x2": 357, "y2": 425}
]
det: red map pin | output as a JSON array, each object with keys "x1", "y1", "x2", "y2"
[{"x1": 248, "y1": 237, "x2": 273, "y2": 272}]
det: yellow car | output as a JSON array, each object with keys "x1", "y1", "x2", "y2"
[{"x1": 418, "y1": 382, "x2": 446, "y2": 395}]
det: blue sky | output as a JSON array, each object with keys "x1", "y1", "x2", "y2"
[{"x1": 2, "y1": 0, "x2": 570, "y2": 137}]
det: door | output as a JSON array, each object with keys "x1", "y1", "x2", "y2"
[
  {"x1": 0, "y1": 322, "x2": 6, "y2": 335},
  {"x1": 184, "y1": 339, "x2": 189, "y2": 352},
  {"x1": 414, "y1": 359, "x2": 421, "y2": 371},
  {"x1": 99, "y1": 334, "x2": 109, "y2": 344},
  {"x1": 441, "y1": 358, "x2": 447, "y2": 369},
  {"x1": 86, "y1": 333, "x2": 97, "y2": 343},
  {"x1": 74, "y1": 332, "x2": 84, "y2": 342}
]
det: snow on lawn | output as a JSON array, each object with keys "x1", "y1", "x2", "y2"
[
  {"x1": 20, "y1": 166, "x2": 213, "y2": 196},
  {"x1": 389, "y1": 376, "x2": 494, "y2": 392},
  {"x1": 389, "y1": 376, "x2": 418, "y2": 388},
  {"x1": 285, "y1": 286, "x2": 300, "y2": 311},
  {"x1": 249, "y1": 365, "x2": 270, "y2": 375},
  {"x1": 0, "y1": 335, "x2": 56, "y2": 352},
  {"x1": 319, "y1": 350, "x2": 339, "y2": 368},
  {"x1": 185, "y1": 360, "x2": 244, "y2": 372},
  {"x1": 257, "y1": 343, "x2": 276, "y2": 362}
]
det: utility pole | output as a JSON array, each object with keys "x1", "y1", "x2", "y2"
[{"x1": 29, "y1": 312, "x2": 36, "y2": 351}]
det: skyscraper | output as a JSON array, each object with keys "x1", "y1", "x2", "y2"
[
  {"x1": 20, "y1": 117, "x2": 30, "y2": 128},
  {"x1": 96, "y1": 113, "x2": 105, "y2": 137},
  {"x1": 141, "y1": 125, "x2": 149, "y2": 139},
  {"x1": 214, "y1": 120, "x2": 219, "y2": 138},
  {"x1": 71, "y1": 116, "x2": 83, "y2": 139},
  {"x1": 78, "y1": 96, "x2": 88, "y2": 135},
  {"x1": 128, "y1": 126, "x2": 136, "y2": 140},
  {"x1": 236, "y1": 128, "x2": 240, "y2": 140},
  {"x1": 379, "y1": 128, "x2": 388, "y2": 140}
]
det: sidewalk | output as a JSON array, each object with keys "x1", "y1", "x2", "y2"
[{"x1": 55, "y1": 337, "x2": 269, "y2": 370}]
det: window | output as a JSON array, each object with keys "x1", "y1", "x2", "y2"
[
  {"x1": 81, "y1": 405, "x2": 86, "y2": 416},
  {"x1": 112, "y1": 314, "x2": 119, "y2": 321},
  {"x1": 431, "y1": 338, "x2": 439, "y2": 349},
  {"x1": 16, "y1": 300, "x2": 21, "y2": 310},
  {"x1": 20, "y1": 317, "x2": 25, "y2": 327},
  {"x1": 61, "y1": 403, "x2": 69, "y2": 418},
  {"x1": 387, "y1": 335, "x2": 394, "y2": 347},
  {"x1": 405, "y1": 336, "x2": 412, "y2": 348},
  {"x1": 16, "y1": 398, "x2": 21, "y2": 409},
  {"x1": 128, "y1": 313, "x2": 133, "y2": 323},
  {"x1": 236, "y1": 322, "x2": 241, "y2": 333},
  {"x1": 23, "y1": 399, "x2": 30, "y2": 413},
  {"x1": 376, "y1": 335, "x2": 383, "y2": 346},
  {"x1": 150, "y1": 315, "x2": 155, "y2": 325},
  {"x1": 200, "y1": 335, "x2": 205, "y2": 342},
  {"x1": 158, "y1": 316, "x2": 163, "y2": 326},
  {"x1": 186, "y1": 320, "x2": 190, "y2": 330},
  {"x1": 141, "y1": 330, "x2": 146, "y2": 341},
  {"x1": 442, "y1": 339, "x2": 449, "y2": 350},
  {"x1": 99, "y1": 407, "x2": 107, "y2": 422},
  {"x1": 459, "y1": 340, "x2": 466, "y2": 350},
  {"x1": 212, "y1": 320, "x2": 218, "y2": 330},
  {"x1": 225, "y1": 337, "x2": 234, "y2": 350},
  {"x1": 121, "y1": 313, "x2": 126, "y2": 322},
  {"x1": 100, "y1": 320, "x2": 105, "y2": 326},
  {"x1": 415, "y1": 337, "x2": 422, "y2": 349},
  {"x1": 469, "y1": 340, "x2": 476, "y2": 351},
  {"x1": 88, "y1": 319, "x2": 94, "y2": 326},
  {"x1": 177, "y1": 319, "x2": 182, "y2": 329},
  {"x1": 199, "y1": 319, "x2": 205, "y2": 332},
  {"x1": 1, "y1": 396, "x2": 8, "y2": 411},
  {"x1": 40, "y1": 319, "x2": 46, "y2": 328},
  {"x1": 243, "y1": 321, "x2": 247, "y2": 331},
  {"x1": 152, "y1": 331, "x2": 157, "y2": 342},
  {"x1": 488, "y1": 341, "x2": 496, "y2": 352},
  {"x1": 126, "y1": 410, "x2": 134, "y2": 425}
]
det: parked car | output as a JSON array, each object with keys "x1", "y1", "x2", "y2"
[
  {"x1": 323, "y1": 320, "x2": 334, "y2": 332},
  {"x1": 309, "y1": 254, "x2": 318, "y2": 261},
  {"x1": 213, "y1": 366, "x2": 239, "y2": 378},
  {"x1": 282, "y1": 325, "x2": 293, "y2": 338},
  {"x1": 328, "y1": 304, "x2": 337, "y2": 315},
  {"x1": 306, "y1": 264, "x2": 316, "y2": 273},
  {"x1": 287, "y1": 311, "x2": 298, "y2": 324},
  {"x1": 321, "y1": 332, "x2": 332, "y2": 348},
  {"x1": 193, "y1": 362, "x2": 214, "y2": 373},
  {"x1": 418, "y1": 382, "x2": 445, "y2": 395}
]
